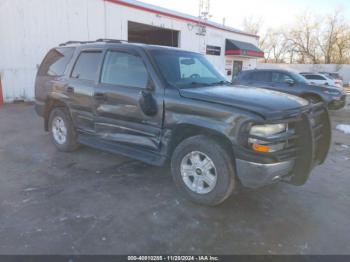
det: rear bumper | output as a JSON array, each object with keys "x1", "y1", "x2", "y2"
[{"x1": 235, "y1": 159, "x2": 294, "y2": 188}]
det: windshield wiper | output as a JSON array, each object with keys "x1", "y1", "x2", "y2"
[
  {"x1": 210, "y1": 80, "x2": 232, "y2": 86},
  {"x1": 189, "y1": 81, "x2": 213, "y2": 87}
]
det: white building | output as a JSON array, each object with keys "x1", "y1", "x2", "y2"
[{"x1": 0, "y1": 0, "x2": 263, "y2": 102}]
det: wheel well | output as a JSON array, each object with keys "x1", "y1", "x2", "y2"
[
  {"x1": 43, "y1": 99, "x2": 68, "y2": 131},
  {"x1": 301, "y1": 93, "x2": 323, "y2": 102},
  {"x1": 168, "y1": 124, "x2": 234, "y2": 158}
]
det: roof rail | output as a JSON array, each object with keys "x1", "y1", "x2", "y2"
[
  {"x1": 59, "y1": 39, "x2": 128, "y2": 46},
  {"x1": 59, "y1": 40, "x2": 95, "y2": 46},
  {"x1": 95, "y1": 38, "x2": 128, "y2": 43}
]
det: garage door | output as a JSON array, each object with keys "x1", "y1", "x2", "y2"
[{"x1": 128, "y1": 21, "x2": 179, "y2": 47}]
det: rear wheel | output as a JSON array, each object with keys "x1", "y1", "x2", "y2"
[
  {"x1": 48, "y1": 107, "x2": 79, "y2": 152},
  {"x1": 171, "y1": 135, "x2": 236, "y2": 206}
]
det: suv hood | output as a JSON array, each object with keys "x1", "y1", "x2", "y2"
[{"x1": 179, "y1": 85, "x2": 309, "y2": 119}]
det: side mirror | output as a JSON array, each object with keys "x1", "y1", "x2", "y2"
[
  {"x1": 146, "y1": 76, "x2": 156, "y2": 91},
  {"x1": 285, "y1": 79, "x2": 295, "y2": 86}
]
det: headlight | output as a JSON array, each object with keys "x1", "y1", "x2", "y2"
[
  {"x1": 324, "y1": 90, "x2": 340, "y2": 95},
  {"x1": 250, "y1": 123, "x2": 287, "y2": 137},
  {"x1": 248, "y1": 123, "x2": 288, "y2": 153}
]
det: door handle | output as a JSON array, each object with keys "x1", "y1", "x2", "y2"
[
  {"x1": 94, "y1": 92, "x2": 106, "y2": 100},
  {"x1": 66, "y1": 86, "x2": 74, "y2": 93}
]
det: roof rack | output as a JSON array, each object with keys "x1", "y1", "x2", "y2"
[
  {"x1": 59, "y1": 39, "x2": 128, "y2": 46},
  {"x1": 95, "y1": 38, "x2": 128, "y2": 43},
  {"x1": 59, "y1": 40, "x2": 95, "y2": 46}
]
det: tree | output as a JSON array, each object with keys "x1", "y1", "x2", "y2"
[{"x1": 252, "y1": 9, "x2": 350, "y2": 64}]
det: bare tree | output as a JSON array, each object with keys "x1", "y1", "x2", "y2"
[
  {"x1": 286, "y1": 11, "x2": 321, "y2": 64},
  {"x1": 242, "y1": 16, "x2": 263, "y2": 35}
]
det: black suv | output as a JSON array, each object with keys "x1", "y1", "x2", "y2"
[
  {"x1": 234, "y1": 69, "x2": 346, "y2": 110},
  {"x1": 35, "y1": 40, "x2": 331, "y2": 206}
]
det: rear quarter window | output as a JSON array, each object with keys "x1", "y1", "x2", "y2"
[
  {"x1": 38, "y1": 48, "x2": 75, "y2": 77},
  {"x1": 71, "y1": 51, "x2": 102, "y2": 81}
]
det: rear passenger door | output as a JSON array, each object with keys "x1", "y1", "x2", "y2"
[
  {"x1": 66, "y1": 50, "x2": 103, "y2": 133},
  {"x1": 94, "y1": 48, "x2": 164, "y2": 151}
]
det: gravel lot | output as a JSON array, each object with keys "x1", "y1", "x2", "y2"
[{"x1": 0, "y1": 101, "x2": 349, "y2": 255}]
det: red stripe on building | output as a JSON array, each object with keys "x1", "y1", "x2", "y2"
[
  {"x1": 104, "y1": 0, "x2": 259, "y2": 39},
  {"x1": 225, "y1": 49, "x2": 264, "y2": 58},
  {"x1": 0, "y1": 75, "x2": 4, "y2": 106}
]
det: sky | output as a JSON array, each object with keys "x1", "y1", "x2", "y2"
[{"x1": 140, "y1": 0, "x2": 350, "y2": 33}]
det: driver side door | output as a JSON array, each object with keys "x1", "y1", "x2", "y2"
[{"x1": 94, "y1": 48, "x2": 164, "y2": 152}]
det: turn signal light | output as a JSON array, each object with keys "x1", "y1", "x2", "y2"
[{"x1": 252, "y1": 143, "x2": 271, "y2": 153}]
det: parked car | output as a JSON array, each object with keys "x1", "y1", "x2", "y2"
[
  {"x1": 234, "y1": 69, "x2": 346, "y2": 110},
  {"x1": 300, "y1": 72, "x2": 343, "y2": 89},
  {"x1": 35, "y1": 40, "x2": 331, "y2": 206},
  {"x1": 318, "y1": 72, "x2": 344, "y2": 87}
]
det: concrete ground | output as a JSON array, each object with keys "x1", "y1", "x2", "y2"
[{"x1": 0, "y1": 101, "x2": 349, "y2": 255}]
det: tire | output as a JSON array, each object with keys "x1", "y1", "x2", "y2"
[
  {"x1": 304, "y1": 95, "x2": 321, "y2": 104},
  {"x1": 171, "y1": 135, "x2": 236, "y2": 206},
  {"x1": 48, "y1": 107, "x2": 80, "y2": 152}
]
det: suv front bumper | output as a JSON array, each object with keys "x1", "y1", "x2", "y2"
[
  {"x1": 234, "y1": 103, "x2": 331, "y2": 189},
  {"x1": 235, "y1": 159, "x2": 294, "y2": 188}
]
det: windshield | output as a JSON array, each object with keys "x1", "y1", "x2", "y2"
[
  {"x1": 291, "y1": 72, "x2": 309, "y2": 84},
  {"x1": 149, "y1": 49, "x2": 229, "y2": 88}
]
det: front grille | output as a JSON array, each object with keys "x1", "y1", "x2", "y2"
[{"x1": 288, "y1": 103, "x2": 331, "y2": 185}]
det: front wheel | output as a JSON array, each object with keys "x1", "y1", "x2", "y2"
[
  {"x1": 48, "y1": 107, "x2": 80, "y2": 152},
  {"x1": 304, "y1": 95, "x2": 321, "y2": 104},
  {"x1": 171, "y1": 135, "x2": 236, "y2": 206}
]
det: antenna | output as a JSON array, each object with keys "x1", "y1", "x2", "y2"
[
  {"x1": 199, "y1": 0, "x2": 211, "y2": 21},
  {"x1": 197, "y1": 0, "x2": 211, "y2": 36}
]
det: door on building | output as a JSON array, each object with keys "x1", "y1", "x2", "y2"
[
  {"x1": 128, "y1": 21, "x2": 179, "y2": 47},
  {"x1": 232, "y1": 60, "x2": 243, "y2": 81}
]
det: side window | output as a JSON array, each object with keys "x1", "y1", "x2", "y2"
[
  {"x1": 252, "y1": 72, "x2": 271, "y2": 82},
  {"x1": 305, "y1": 74, "x2": 326, "y2": 80},
  {"x1": 38, "y1": 48, "x2": 75, "y2": 77},
  {"x1": 272, "y1": 72, "x2": 294, "y2": 83},
  {"x1": 71, "y1": 51, "x2": 102, "y2": 81},
  {"x1": 101, "y1": 51, "x2": 148, "y2": 88}
]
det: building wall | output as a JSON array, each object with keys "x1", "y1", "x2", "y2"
[{"x1": 0, "y1": 0, "x2": 259, "y2": 102}]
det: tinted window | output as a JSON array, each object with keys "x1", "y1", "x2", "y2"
[
  {"x1": 101, "y1": 51, "x2": 148, "y2": 88},
  {"x1": 71, "y1": 51, "x2": 102, "y2": 81},
  {"x1": 304, "y1": 74, "x2": 326, "y2": 80},
  {"x1": 272, "y1": 72, "x2": 294, "y2": 83},
  {"x1": 238, "y1": 72, "x2": 252, "y2": 81},
  {"x1": 150, "y1": 50, "x2": 227, "y2": 88},
  {"x1": 252, "y1": 71, "x2": 271, "y2": 82},
  {"x1": 38, "y1": 48, "x2": 75, "y2": 76}
]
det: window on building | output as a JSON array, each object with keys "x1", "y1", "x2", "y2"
[
  {"x1": 71, "y1": 51, "x2": 102, "y2": 81},
  {"x1": 101, "y1": 51, "x2": 148, "y2": 88},
  {"x1": 38, "y1": 48, "x2": 75, "y2": 77}
]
